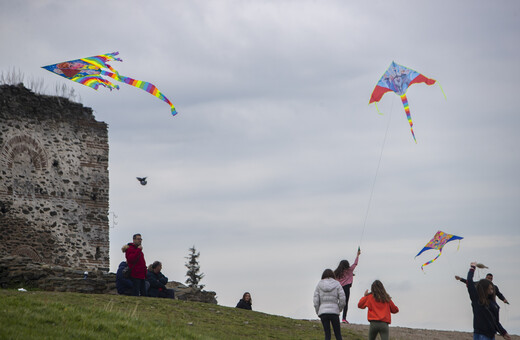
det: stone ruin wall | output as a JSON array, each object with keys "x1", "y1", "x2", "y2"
[{"x1": 0, "y1": 84, "x2": 109, "y2": 271}]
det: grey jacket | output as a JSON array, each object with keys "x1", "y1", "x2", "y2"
[{"x1": 313, "y1": 278, "x2": 346, "y2": 316}]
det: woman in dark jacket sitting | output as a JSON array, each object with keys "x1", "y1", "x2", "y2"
[
  {"x1": 115, "y1": 261, "x2": 133, "y2": 295},
  {"x1": 236, "y1": 292, "x2": 252, "y2": 310},
  {"x1": 146, "y1": 261, "x2": 175, "y2": 299}
]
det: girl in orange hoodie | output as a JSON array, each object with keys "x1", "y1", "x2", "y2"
[{"x1": 358, "y1": 280, "x2": 399, "y2": 340}]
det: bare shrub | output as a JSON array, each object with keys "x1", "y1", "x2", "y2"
[
  {"x1": 54, "y1": 82, "x2": 82, "y2": 104},
  {"x1": 0, "y1": 67, "x2": 25, "y2": 85},
  {"x1": 1, "y1": 68, "x2": 82, "y2": 103},
  {"x1": 26, "y1": 76, "x2": 46, "y2": 95}
]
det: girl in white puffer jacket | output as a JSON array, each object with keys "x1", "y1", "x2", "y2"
[{"x1": 313, "y1": 269, "x2": 346, "y2": 340}]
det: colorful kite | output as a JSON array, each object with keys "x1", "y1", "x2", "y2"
[
  {"x1": 42, "y1": 52, "x2": 176, "y2": 115},
  {"x1": 369, "y1": 61, "x2": 443, "y2": 143},
  {"x1": 415, "y1": 231, "x2": 463, "y2": 271}
]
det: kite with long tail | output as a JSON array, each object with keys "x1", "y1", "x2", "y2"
[
  {"x1": 42, "y1": 52, "x2": 176, "y2": 115},
  {"x1": 369, "y1": 61, "x2": 443, "y2": 143},
  {"x1": 415, "y1": 230, "x2": 463, "y2": 271}
]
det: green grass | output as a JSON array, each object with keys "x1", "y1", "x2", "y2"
[{"x1": 0, "y1": 290, "x2": 364, "y2": 340}]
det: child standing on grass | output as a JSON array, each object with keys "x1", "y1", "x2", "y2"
[
  {"x1": 358, "y1": 280, "x2": 399, "y2": 340},
  {"x1": 313, "y1": 269, "x2": 346, "y2": 340},
  {"x1": 466, "y1": 262, "x2": 510, "y2": 340},
  {"x1": 334, "y1": 248, "x2": 360, "y2": 323}
]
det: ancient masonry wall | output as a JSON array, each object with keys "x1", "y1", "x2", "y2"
[{"x1": 0, "y1": 84, "x2": 109, "y2": 271}]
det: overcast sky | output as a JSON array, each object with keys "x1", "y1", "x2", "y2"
[{"x1": 2, "y1": 0, "x2": 519, "y2": 334}]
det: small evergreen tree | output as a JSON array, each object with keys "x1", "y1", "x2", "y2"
[{"x1": 185, "y1": 245, "x2": 205, "y2": 290}]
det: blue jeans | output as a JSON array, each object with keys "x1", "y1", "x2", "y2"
[{"x1": 474, "y1": 333, "x2": 494, "y2": 340}]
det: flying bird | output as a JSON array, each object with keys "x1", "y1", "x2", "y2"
[{"x1": 136, "y1": 177, "x2": 147, "y2": 186}]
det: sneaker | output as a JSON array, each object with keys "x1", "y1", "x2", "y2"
[{"x1": 341, "y1": 319, "x2": 348, "y2": 323}]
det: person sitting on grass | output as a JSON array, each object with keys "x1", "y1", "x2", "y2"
[
  {"x1": 115, "y1": 261, "x2": 133, "y2": 296},
  {"x1": 236, "y1": 292, "x2": 252, "y2": 310},
  {"x1": 146, "y1": 261, "x2": 175, "y2": 299}
]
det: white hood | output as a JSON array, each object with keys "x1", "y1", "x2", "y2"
[
  {"x1": 317, "y1": 278, "x2": 339, "y2": 292},
  {"x1": 313, "y1": 278, "x2": 346, "y2": 316}
]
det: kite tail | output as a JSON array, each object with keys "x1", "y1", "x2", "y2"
[
  {"x1": 71, "y1": 75, "x2": 119, "y2": 91},
  {"x1": 100, "y1": 70, "x2": 177, "y2": 115},
  {"x1": 400, "y1": 94, "x2": 416, "y2": 143},
  {"x1": 437, "y1": 81, "x2": 447, "y2": 100},
  {"x1": 421, "y1": 250, "x2": 443, "y2": 271},
  {"x1": 81, "y1": 52, "x2": 122, "y2": 70},
  {"x1": 374, "y1": 102, "x2": 384, "y2": 115}
]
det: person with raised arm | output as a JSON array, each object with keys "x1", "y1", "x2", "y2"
[{"x1": 466, "y1": 262, "x2": 510, "y2": 340}]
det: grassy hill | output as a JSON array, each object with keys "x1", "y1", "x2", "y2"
[
  {"x1": 0, "y1": 289, "x2": 364, "y2": 340},
  {"x1": 3, "y1": 289, "x2": 517, "y2": 339}
]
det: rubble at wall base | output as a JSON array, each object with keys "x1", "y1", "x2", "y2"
[{"x1": 0, "y1": 255, "x2": 217, "y2": 304}]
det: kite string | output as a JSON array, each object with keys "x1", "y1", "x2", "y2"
[{"x1": 359, "y1": 98, "x2": 395, "y2": 247}]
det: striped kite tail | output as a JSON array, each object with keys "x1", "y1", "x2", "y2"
[
  {"x1": 100, "y1": 70, "x2": 177, "y2": 116},
  {"x1": 71, "y1": 75, "x2": 119, "y2": 91},
  {"x1": 421, "y1": 250, "x2": 443, "y2": 272},
  {"x1": 400, "y1": 93, "x2": 416, "y2": 143}
]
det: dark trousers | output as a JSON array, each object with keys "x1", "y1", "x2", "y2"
[
  {"x1": 342, "y1": 284, "x2": 351, "y2": 320},
  {"x1": 120, "y1": 288, "x2": 133, "y2": 296},
  {"x1": 158, "y1": 288, "x2": 175, "y2": 299},
  {"x1": 369, "y1": 321, "x2": 389, "y2": 340},
  {"x1": 151, "y1": 288, "x2": 175, "y2": 299},
  {"x1": 131, "y1": 278, "x2": 147, "y2": 296},
  {"x1": 319, "y1": 314, "x2": 342, "y2": 340}
]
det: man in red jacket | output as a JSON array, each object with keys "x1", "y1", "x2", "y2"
[{"x1": 123, "y1": 233, "x2": 147, "y2": 296}]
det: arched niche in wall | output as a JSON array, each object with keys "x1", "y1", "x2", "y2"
[{"x1": 0, "y1": 134, "x2": 48, "y2": 197}]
